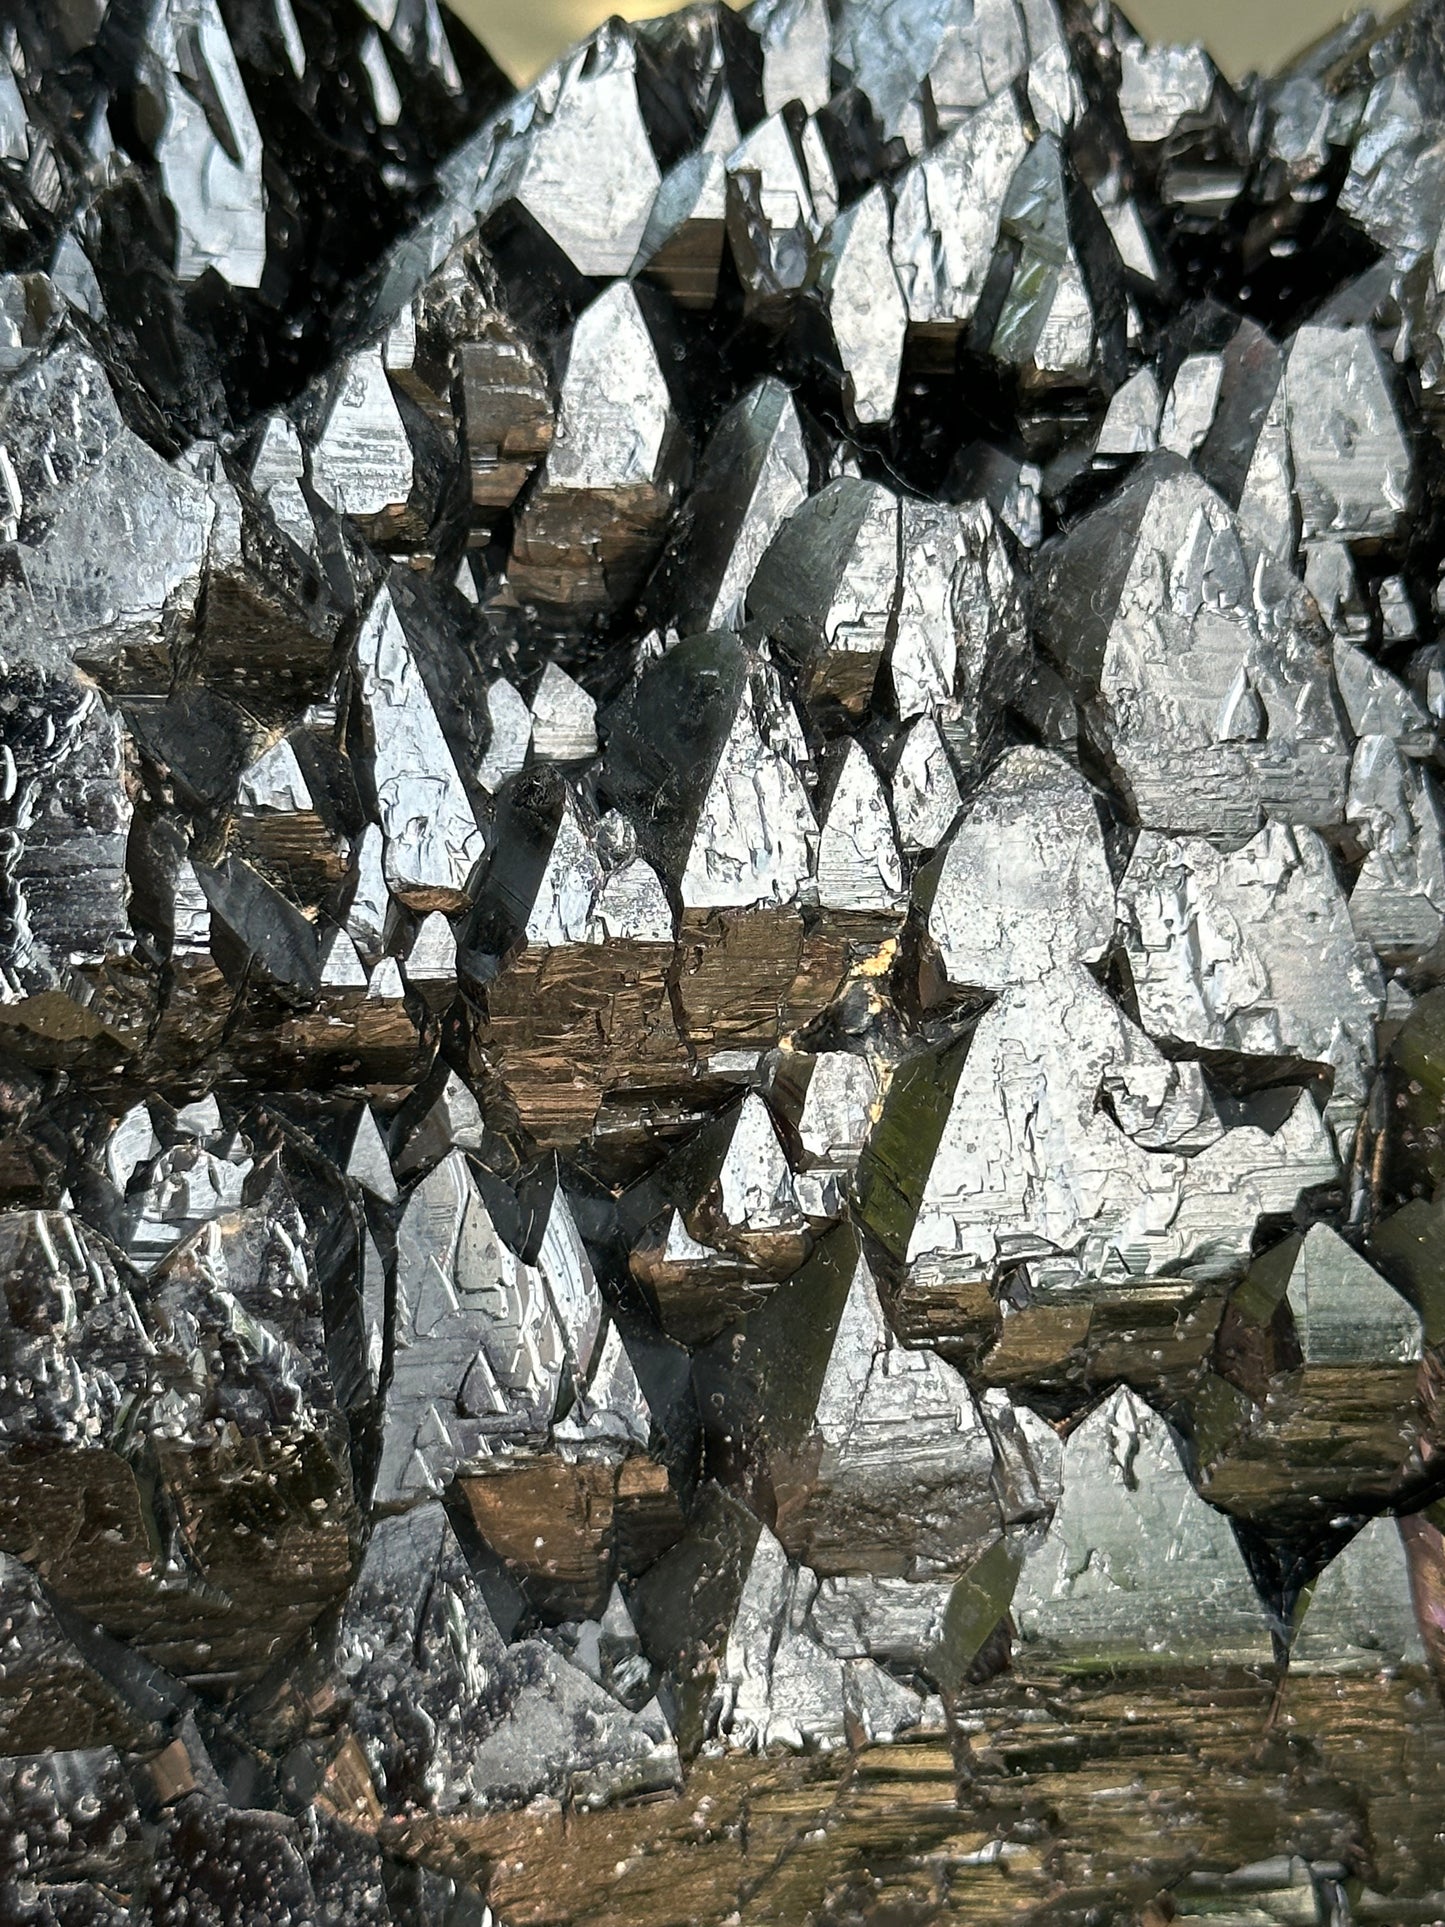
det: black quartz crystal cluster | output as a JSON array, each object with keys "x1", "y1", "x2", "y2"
[{"x1": 3, "y1": 0, "x2": 1445, "y2": 1919}]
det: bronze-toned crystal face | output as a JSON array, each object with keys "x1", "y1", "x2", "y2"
[{"x1": 0, "y1": 0, "x2": 1442, "y2": 1919}]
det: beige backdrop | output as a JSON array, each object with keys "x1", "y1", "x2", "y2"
[{"x1": 452, "y1": 0, "x2": 1398, "y2": 87}]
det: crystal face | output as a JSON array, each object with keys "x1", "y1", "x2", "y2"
[{"x1": 1, "y1": 0, "x2": 1445, "y2": 1920}]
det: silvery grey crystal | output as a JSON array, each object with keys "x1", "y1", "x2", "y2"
[
  {"x1": 1291, "y1": 1516, "x2": 1427, "y2": 1673},
  {"x1": 1346, "y1": 735, "x2": 1445, "y2": 962},
  {"x1": 1264, "y1": 1224, "x2": 1422, "y2": 1367},
  {"x1": 507, "y1": 281, "x2": 688, "y2": 613},
  {"x1": 747, "y1": 476, "x2": 897, "y2": 719},
  {"x1": 706, "y1": 1225, "x2": 1056, "y2": 1580},
  {"x1": 890, "y1": 496, "x2": 1027, "y2": 769},
  {"x1": 1033, "y1": 454, "x2": 1349, "y2": 840},
  {"x1": 1283, "y1": 324, "x2": 1411, "y2": 547},
  {"x1": 1119, "y1": 821, "x2": 1385, "y2": 1144},
  {"x1": 891, "y1": 92, "x2": 1029, "y2": 340},
  {"x1": 896, "y1": 745, "x2": 1337, "y2": 1301},
  {"x1": 1013, "y1": 1388, "x2": 1275, "y2": 1670},
  {"x1": 648, "y1": 377, "x2": 809, "y2": 633},
  {"x1": 814, "y1": 186, "x2": 906, "y2": 428},
  {"x1": 352, "y1": 586, "x2": 487, "y2": 910},
  {"x1": 4, "y1": 0, "x2": 1445, "y2": 1912}
]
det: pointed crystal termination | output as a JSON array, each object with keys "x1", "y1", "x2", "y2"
[
  {"x1": 507, "y1": 282, "x2": 689, "y2": 616},
  {"x1": 1012, "y1": 1388, "x2": 1275, "y2": 1672},
  {"x1": 599, "y1": 629, "x2": 844, "y2": 1065},
  {"x1": 626, "y1": 1090, "x2": 811, "y2": 1342},
  {"x1": 307, "y1": 344, "x2": 420, "y2": 544},
  {"x1": 702, "y1": 1223, "x2": 1058, "y2": 1579},
  {"x1": 889, "y1": 495, "x2": 1027, "y2": 770},
  {"x1": 635, "y1": 150, "x2": 730, "y2": 310},
  {"x1": 351, "y1": 585, "x2": 487, "y2": 913},
  {"x1": 984, "y1": 132, "x2": 1127, "y2": 396},
  {"x1": 373, "y1": 1147, "x2": 565, "y2": 1507},
  {"x1": 6, "y1": 0, "x2": 1445, "y2": 1888},
  {"x1": 813, "y1": 185, "x2": 907, "y2": 428},
  {"x1": 1119, "y1": 820, "x2": 1385, "y2": 1149},
  {"x1": 465, "y1": 774, "x2": 683, "y2": 1144},
  {"x1": 724, "y1": 107, "x2": 834, "y2": 325},
  {"x1": 1290, "y1": 1516, "x2": 1428, "y2": 1674},
  {"x1": 891, "y1": 91, "x2": 1030, "y2": 358},
  {"x1": 746, "y1": 477, "x2": 898, "y2": 720},
  {"x1": 1192, "y1": 1226, "x2": 1432, "y2": 1527},
  {"x1": 1284, "y1": 324, "x2": 1412, "y2": 548},
  {"x1": 647, "y1": 376, "x2": 810, "y2": 634},
  {"x1": 815, "y1": 740, "x2": 906, "y2": 916},
  {"x1": 1033, "y1": 453, "x2": 1349, "y2": 840},
  {"x1": 496, "y1": 23, "x2": 662, "y2": 282},
  {"x1": 858, "y1": 745, "x2": 1340, "y2": 1365}
]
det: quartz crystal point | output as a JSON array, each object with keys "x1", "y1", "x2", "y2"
[
  {"x1": 1033, "y1": 453, "x2": 1349, "y2": 839},
  {"x1": 812, "y1": 186, "x2": 907, "y2": 428},
  {"x1": 888, "y1": 714, "x2": 963, "y2": 854},
  {"x1": 466, "y1": 776, "x2": 682, "y2": 1144},
  {"x1": 1290, "y1": 1516, "x2": 1428, "y2": 1674},
  {"x1": 724, "y1": 108, "x2": 833, "y2": 323},
  {"x1": 747, "y1": 478, "x2": 897, "y2": 719},
  {"x1": 507, "y1": 282, "x2": 688, "y2": 614},
  {"x1": 891, "y1": 92, "x2": 1030, "y2": 346},
  {"x1": 5, "y1": 0, "x2": 1445, "y2": 1903},
  {"x1": 334, "y1": 1501, "x2": 678, "y2": 1814},
  {"x1": 599, "y1": 630, "x2": 843, "y2": 1066},
  {"x1": 887, "y1": 988, "x2": 1335, "y2": 1307},
  {"x1": 0, "y1": 334, "x2": 216, "y2": 680},
  {"x1": 352, "y1": 585, "x2": 487, "y2": 911},
  {"x1": 754, "y1": 0, "x2": 831, "y2": 116},
  {"x1": 888, "y1": 496, "x2": 1028, "y2": 765},
  {"x1": 645, "y1": 637, "x2": 813, "y2": 912},
  {"x1": 1193, "y1": 1226, "x2": 1434, "y2": 1526},
  {"x1": 0, "y1": 0, "x2": 505, "y2": 438},
  {"x1": 1283, "y1": 324, "x2": 1412, "y2": 546},
  {"x1": 634, "y1": 1486, "x2": 931, "y2": 1756},
  {"x1": 882, "y1": 747, "x2": 1337, "y2": 1320},
  {"x1": 374, "y1": 1147, "x2": 566, "y2": 1505},
  {"x1": 635, "y1": 150, "x2": 729, "y2": 310},
  {"x1": 308, "y1": 344, "x2": 419, "y2": 539},
  {"x1": 1012, "y1": 1388, "x2": 1275, "y2": 1671},
  {"x1": 814, "y1": 740, "x2": 906, "y2": 915},
  {"x1": 1096, "y1": 364, "x2": 1161, "y2": 455},
  {"x1": 332, "y1": 1502, "x2": 508, "y2": 1812},
  {"x1": 984, "y1": 132, "x2": 1127, "y2": 394},
  {"x1": 1346, "y1": 735, "x2": 1445, "y2": 962},
  {"x1": 493, "y1": 25, "x2": 661, "y2": 282},
  {"x1": 648, "y1": 377, "x2": 810, "y2": 633},
  {"x1": 705, "y1": 1224, "x2": 1058, "y2": 1580},
  {"x1": 1258, "y1": 1225, "x2": 1422, "y2": 1369},
  {"x1": 1119, "y1": 821, "x2": 1386, "y2": 1147},
  {"x1": 626, "y1": 1089, "x2": 810, "y2": 1340},
  {"x1": 774, "y1": 1048, "x2": 878, "y2": 1163}
]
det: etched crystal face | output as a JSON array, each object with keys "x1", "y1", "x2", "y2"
[{"x1": 0, "y1": 0, "x2": 1443, "y2": 1916}]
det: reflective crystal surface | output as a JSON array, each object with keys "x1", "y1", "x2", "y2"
[{"x1": 2, "y1": 0, "x2": 1445, "y2": 1917}]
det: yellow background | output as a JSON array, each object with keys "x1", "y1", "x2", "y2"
[{"x1": 452, "y1": 0, "x2": 1403, "y2": 86}]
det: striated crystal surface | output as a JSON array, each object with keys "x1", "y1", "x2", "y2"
[{"x1": 2, "y1": 0, "x2": 1445, "y2": 1918}]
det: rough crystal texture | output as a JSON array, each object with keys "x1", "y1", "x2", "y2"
[{"x1": 2, "y1": 0, "x2": 1445, "y2": 1916}]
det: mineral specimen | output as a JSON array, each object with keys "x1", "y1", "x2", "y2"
[{"x1": 2, "y1": 0, "x2": 1445, "y2": 1917}]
